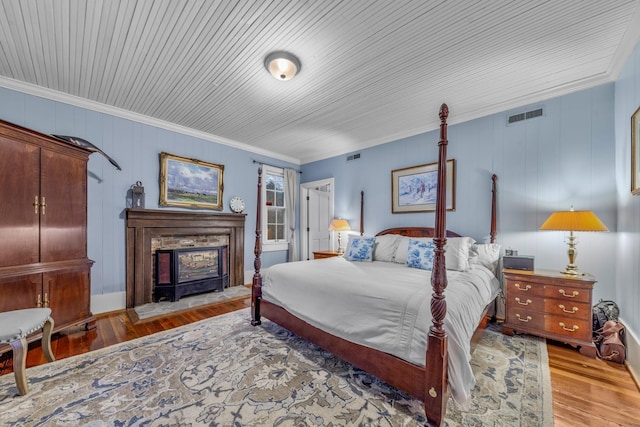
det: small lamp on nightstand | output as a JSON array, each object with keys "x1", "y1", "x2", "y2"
[
  {"x1": 329, "y1": 219, "x2": 351, "y2": 254},
  {"x1": 539, "y1": 206, "x2": 608, "y2": 276}
]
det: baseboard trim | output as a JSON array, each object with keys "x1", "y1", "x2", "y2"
[
  {"x1": 91, "y1": 291, "x2": 126, "y2": 315},
  {"x1": 620, "y1": 316, "x2": 640, "y2": 392}
]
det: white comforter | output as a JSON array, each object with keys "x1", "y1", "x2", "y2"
[{"x1": 261, "y1": 257, "x2": 500, "y2": 406}]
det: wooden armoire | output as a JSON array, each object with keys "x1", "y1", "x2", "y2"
[{"x1": 0, "y1": 119, "x2": 95, "y2": 339}]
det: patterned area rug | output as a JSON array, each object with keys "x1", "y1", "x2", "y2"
[
  {"x1": 134, "y1": 285, "x2": 251, "y2": 320},
  {"x1": 0, "y1": 309, "x2": 552, "y2": 426}
]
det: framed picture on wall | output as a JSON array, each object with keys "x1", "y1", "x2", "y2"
[
  {"x1": 391, "y1": 159, "x2": 455, "y2": 213},
  {"x1": 632, "y1": 106, "x2": 640, "y2": 195},
  {"x1": 159, "y1": 152, "x2": 224, "y2": 210}
]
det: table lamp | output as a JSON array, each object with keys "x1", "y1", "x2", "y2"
[
  {"x1": 329, "y1": 219, "x2": 351, "y2": 254},
  {"x1": 539, "y1": 207, "x2": 608, "y2": 275}
]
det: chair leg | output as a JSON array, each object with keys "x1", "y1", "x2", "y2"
[
  {"x1": 41, "y1": 317, "x2": 55, "y2": 363},
  {"x1": 9, "y1": 337, "x2": 29, "y2": 396}
]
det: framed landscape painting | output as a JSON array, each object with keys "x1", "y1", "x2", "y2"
[
  {"x1": 391, "y1": 159, "x2": 455, "y2": 213},
  {"x1": 159, "y1": 152, "x2": 224, "y2": 210}
]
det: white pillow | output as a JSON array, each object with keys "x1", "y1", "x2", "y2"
[
  {"x1": 470, "y1": 243, "x2": 502, "y2": 274},
  {"x1": 373, "y1": 234, "x2": 401, "y2": 262},
  {"x1": 444, "y1": 237, "x2": 476, "y2": 271}
]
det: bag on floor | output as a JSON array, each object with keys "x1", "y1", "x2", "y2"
[
  {"x1": 595, "y1": 320, "x2": 626, "y2": 364},
  {"x1": 592, "y1": 299, "x2": 619, "y2": 333}
]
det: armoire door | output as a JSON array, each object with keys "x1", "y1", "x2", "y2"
[
  {"x1": 39, "y1": 148, "x2": 88, "y2": 262},
  {"x1": 0, "y1": 136, "x2": 40, "y2": 267},
  {"x1": 0, "y1": 274, "x2": 41, "y2": 312}
]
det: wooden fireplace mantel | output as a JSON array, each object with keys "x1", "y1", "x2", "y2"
[{"x1": 125, "y1": 208, "x2": 246, "y2": 308}]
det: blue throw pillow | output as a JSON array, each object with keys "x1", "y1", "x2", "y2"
[
  {"x1": 345, "y1": 237, "x2": 376, "y2": 262},
  {"x1": 406, "y1": 239, "x2": 435, "y2": 270}
]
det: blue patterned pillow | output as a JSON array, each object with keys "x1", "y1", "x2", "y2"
[
  {"x1": 406, "y1": 239, "x2": 435, "y2": 270},
  {"x1": 345, "y1": 237, "x2": 376, "y2": 262}
]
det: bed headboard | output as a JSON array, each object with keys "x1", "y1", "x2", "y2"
[{"x1": 375, "y1": 227, "x2": 461, "y2": 238}]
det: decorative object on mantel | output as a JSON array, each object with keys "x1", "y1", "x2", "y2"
[
  {"x1": 51, "y1": 134, "x2": 122, "y2": 170},
  {"x1": 229, "y1": 196, "x2": 245, "y2": 213},
  {"x1": 539, "y1": 206, "x2": 608, "y2": 276},
  {"x1": 631, "y1": 105, "x2": 640, "y2": 194},
  {"x1": 131, "y1": 181, "x2": 145, "y2": 208},
  {"x1": 328, "y1": 218, "x2": 351, "y2": 254},
  {"x1": 159, "y1": 152, "x2": 224, "y2": 210}
]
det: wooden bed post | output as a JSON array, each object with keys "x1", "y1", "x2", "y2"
[
  {"x1": 251, "y1": 167, "x2": 263, "y2": 326},
  {"x1": 360, "y1": 190, "x2": 364, "y2": 236},
  {"x1": 425, "y1": 103, "x2": 449, "y2": 426},
  {"x1": 490, "y1": 174, "x2": 497, "y2": 244}
]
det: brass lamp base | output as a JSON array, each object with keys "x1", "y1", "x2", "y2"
[{"x1": 560, "y1": 231, "x2": 585, "y2": 276}]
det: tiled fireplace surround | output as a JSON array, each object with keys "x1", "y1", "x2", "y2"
[{"x1": 125, "y1": 208, "x2": 246, "y2": 309}]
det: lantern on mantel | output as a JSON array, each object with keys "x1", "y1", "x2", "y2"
[{"x1": 132, "y1": 181, "x2": 145, "y2": 208}]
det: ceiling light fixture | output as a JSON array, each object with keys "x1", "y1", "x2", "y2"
[{"x1": 264, "y1": 51, "x2": 301, "y2": 81}]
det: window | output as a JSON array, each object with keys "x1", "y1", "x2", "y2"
[{"x1": 262, "y1": 166, "x2": 288, "y2": 251}]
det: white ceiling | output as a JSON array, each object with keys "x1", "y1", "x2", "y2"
[{"x1": 1, "y1": 0, "x2": 639, "y2": 165}]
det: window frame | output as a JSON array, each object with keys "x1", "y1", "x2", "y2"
[{"x1": 261, "y1": 165, "x2": 288, "y2": 252}]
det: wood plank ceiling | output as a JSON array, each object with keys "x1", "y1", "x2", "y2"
[{"x1": 0, "y1": 0, "x2": 639, "y2": 164}]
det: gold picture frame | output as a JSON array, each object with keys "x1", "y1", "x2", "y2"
[
  {"x1": 159, "y1": 152, "x2": 224, "y2": 210},
  {"x1": 391, "y1": 159, "x2": 455, "y2": 213},
  {"x1": 632, "y1": 106, "x2": 640, "y2": 195}
]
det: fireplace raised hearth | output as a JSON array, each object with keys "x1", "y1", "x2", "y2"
[{"x1": 125, "y1": 209, "x2": 245, "y2": 309}]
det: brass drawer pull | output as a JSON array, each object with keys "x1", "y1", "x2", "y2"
[
  {"x1": 514, "y1": 283, "x2": 531, "y2": 291},
  {"x1": 516, "y1": 314, "x2": 532, "y2": 322},
  {"x1": 559, "y1": 322, "x2": 579, "y2": 332},
  {"x1": 558, "y1": 304, "x2": 578, "y2": 314},
  {"x1": 559, "y1": 289, "x2": 579, "y2": 298},
  {"x1": 515, "y1": 297, "x2": 532, "y2": 306}
]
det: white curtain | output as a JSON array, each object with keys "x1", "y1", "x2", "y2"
[{"x1": 284, "y1": 168, "x2": 298, "y2": 262}]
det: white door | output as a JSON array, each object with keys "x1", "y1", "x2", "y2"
[
  {"x1": 300, "y1": 178, "x2": 334, "y2": 260},
  {"x1": 308, "y1": 189, "x2": 331, "y2": 254}
]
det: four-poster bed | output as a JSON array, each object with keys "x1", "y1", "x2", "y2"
[{"x1": 251, "y1": 104, "x2": 499, "y2": 426}]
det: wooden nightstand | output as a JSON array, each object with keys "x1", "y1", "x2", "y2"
[
  {"x1": 502, "y1": 268, "x2": 597, "y2": 357},
  {"x1": 312, "y1": 250, "x2": 341, "y2": 259}
]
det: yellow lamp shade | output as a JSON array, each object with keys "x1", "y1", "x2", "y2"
[
  {"x1": 539, "y1": 210, "x2": 608, "y2": 232},
  {"x1": 329, "y1": 219, "x2": 351, "y2": 231}
]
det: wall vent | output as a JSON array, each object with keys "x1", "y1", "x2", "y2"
[
  {"x1": 507, "y1": 107, "x2": 544, "y2": 125},
  {"x1": 347, "y1": 153, "x2": 361, "y2": 161}
]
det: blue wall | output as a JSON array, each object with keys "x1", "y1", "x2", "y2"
[
  {"x1": 302, "y1": 85, "x2": 617, "y2": 303},
  {"x1": 614, "y1": 38, "x2": 640, "y2": 362},
  {"x1": 0, "y1": 86, "x2": 295, "y2": 310}
]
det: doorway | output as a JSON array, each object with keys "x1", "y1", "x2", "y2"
[{"x1": 300, "y1": 178, "x2": 334, "y2": 260}]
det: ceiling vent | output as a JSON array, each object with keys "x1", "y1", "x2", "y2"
[
  {"x1": 507, "y1": 107, "x2": 544, "y2": 125},
  {"x1": 347, "y1": 153, "x2": 361, "y2": 161}
]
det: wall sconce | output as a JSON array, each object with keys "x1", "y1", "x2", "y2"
[
  {"x1": 329, "y1": 219, "x2": 351, "y2": 254},
  {"x1": 264, "y1": 51, "x2": 301, "y2": 81},
  {"x1": 539, "y1": 207, "x2": 608, "y2": 275}
]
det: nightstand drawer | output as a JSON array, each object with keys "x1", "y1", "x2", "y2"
[
  {"x1": 507, "y1": 294, "x2": 544, "y2": 311},
  {"x1": 544, "y1": 285, "x2": 590, "y2": 304},
  {"x1": 544, "y1": 299, "x2": 591, "y2": 320},
  {"x1": 545, "y1": 315, "x2": 592, "y2": 342},
  {"x1": 506, "y1": 307, "x2": 545, "y2": 330},
  {"x1": 504, "y1": 279, "x2": 545, "y2": 298}
]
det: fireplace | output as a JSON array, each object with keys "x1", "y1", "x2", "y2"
[
  {"x1": 125, "y1": 208, "x2": 245, "y2": 309},
  {"x1": 154, "y1": 246, "x2": 229, "y2": 302}
]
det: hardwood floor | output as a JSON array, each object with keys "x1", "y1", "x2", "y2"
[{"x1": 2, "y1": 295, "x2": 639, "y2": 426}]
